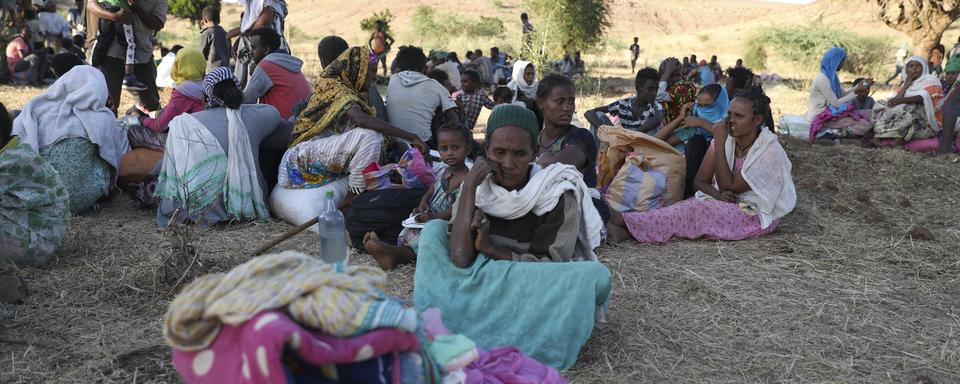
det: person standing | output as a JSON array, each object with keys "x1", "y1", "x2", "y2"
[
  {"x1": 37, "y1": 0, "x2": 69, "y2": 45},
  {"x1": 368, "y1": 20, "x2": 393, "y2": 78},
  {"x1": 199, "y1": 5, "x2": 230, "y2": 72},
  {"x1": 885, "y1": 43, "x2": 908, "y2": 85},
  {"x1": 86, "y1": 0, "x2": 167, "y2": 115},
  {"x1": 229, "y1": 0, "x2": 288, "y2": 88},
  {"x1": 521, "y1": 12, "x2": 534, "y2": 58},
  {"x1": 629, "y1": 37, "x2": 640, "y2": 73}
]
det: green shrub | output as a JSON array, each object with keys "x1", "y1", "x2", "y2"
[
  {"x1": 168, "y1": 0, "x2": 219, "y2": 22},
  {"x1": 360, "y1": 9, "x2": 394, "y2": 33},
  {"x1": 745, "y1": 23, "x2": 889, "y2": 76},
  {"x1": 527, "y1": 0, "x2": 611, "y2": 56},
  {"x1": 411, "y1": 5, "x2": 504, "y2": 46}
]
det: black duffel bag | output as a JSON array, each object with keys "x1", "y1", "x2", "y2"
[{"x1": 345, "y1": 188, "x2": 426, "y2": 253}]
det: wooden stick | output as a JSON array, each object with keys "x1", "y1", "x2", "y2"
[{"x1": 253, "y1": 217, "x2": 319, "y2": 256}]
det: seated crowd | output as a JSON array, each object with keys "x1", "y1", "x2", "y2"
[
  {"x1": 800, "y1": 46, "x2": 960, "y2": 154},
  {"x1": 27, "y1": 4, "x2": 950, "y2": 376}
]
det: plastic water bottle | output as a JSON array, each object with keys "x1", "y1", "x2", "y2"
[{"x1": 318, "y1": 190, "x2": 348, "y2": 272}]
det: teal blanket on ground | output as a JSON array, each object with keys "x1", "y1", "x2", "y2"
[{"x1": 413, "y1": 220, "x2": 612, "y2": 370}]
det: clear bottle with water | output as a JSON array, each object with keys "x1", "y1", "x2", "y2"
[{"x1": 318, "y1": 190, "x2": 348, "y2": 272}]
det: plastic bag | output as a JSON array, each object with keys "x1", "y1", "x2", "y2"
[
  {"x1": 363, "y1": 148, "x2": 436, "y2": 190},
  {"x1": 597, "y1": 125, "x2": 685, "y2": 206},
  {"x1": 605, "y1": 153, "x2": 668, "y2": 213}
]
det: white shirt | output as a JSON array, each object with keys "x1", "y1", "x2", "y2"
[
  {"x1": 156, "y1": 53, "x2": 178, "y2": 89},
  {"x1": 386, "y1": 71, "x2": 457, "y2": 141},
  {"x1": 38, "y1": 11, "x2": 70, "y2": 38},
  {"x1": 805, "y1": 72, "x2": 857, "y2": 121},
  {"x1": 435, "y1": 61, "x2": 461, "y2": 90}
]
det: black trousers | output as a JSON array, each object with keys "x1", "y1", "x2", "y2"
[
  {"x1": 99, "y1": 57, "x2": 161, "y2": 115},
  {"x1": 684, "y1": 134, "x2": 709, "y2": 198}
]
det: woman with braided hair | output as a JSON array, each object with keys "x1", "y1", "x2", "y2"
[{"x1": 607, "y1": 88, "x2": 796, "y2": 244}]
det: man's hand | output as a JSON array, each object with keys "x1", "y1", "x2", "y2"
[
  {"x1": 411, "y1": 137, "x2": 428, "y2": 156},
  {"x1": 114, "y1": 9, "x2": 133, "y2": 24},
  {"x1": 471, "y1": 210, "x2": 492, "y2": 254}
]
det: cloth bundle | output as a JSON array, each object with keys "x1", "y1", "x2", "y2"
[{"x1": 163, "y1": 251, "x2": 417, "y2": 352}]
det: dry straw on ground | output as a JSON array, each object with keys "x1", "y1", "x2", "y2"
[{"x1": 1, "y1": 137, "x2": 958, "y2": 383}]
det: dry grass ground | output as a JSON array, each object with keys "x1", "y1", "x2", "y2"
[
  {"x1": 3, "y1": 0, "x2": 960, "y2": 382},
  {"x1": 2, "y1": 138, "x2": 959, "y2": 383}
]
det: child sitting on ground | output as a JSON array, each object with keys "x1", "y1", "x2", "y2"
[
  {"x1": 583, "y1": 67, "x2": 663, "y2": 133},
  {"x1": 363, "y1": 125, "x2": 471, "y2": 270},
  {"x1": 656, "y1": 83, "x2": 729, "y2": 149},
  {"x1": 452, "y1": 70, "x2": 495, "y2": 129},
  {"x1": 96, "y1": 0, "x2": 148, "y2": 90},
  {"x1": 852, "y1": 78, "x2": 875, "y2": 111}
]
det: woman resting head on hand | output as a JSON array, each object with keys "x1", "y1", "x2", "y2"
[{"x1": 447, "y1": 104, "x2": 604, "y2": 267}]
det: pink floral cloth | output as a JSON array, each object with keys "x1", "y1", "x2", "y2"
[
  {"x1": 171, "y1": 310, "x2": 420, "y2": 384},
  {"x1": 622, "y1": 157, "x2": 779, "y2": 244},
  {"x1": 808, "y1": 104, "x2": 871, "y2": 142}
]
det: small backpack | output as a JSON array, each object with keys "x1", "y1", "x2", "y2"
[{"x1": 345, "y1": 188, "x2": 426, "y2": 253}]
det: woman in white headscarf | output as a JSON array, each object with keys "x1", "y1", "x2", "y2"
[
  {"x1": 229, "y1": 0, "x2": 289, "y2": 87},
  {"x1": 506, "y1": 60, "x2": 538, "y2": 103},
  {"x1": 870, "y1": 56, "x2": 944, "y2": 145},
  {"x1": 12, "y1": 65, "x2": 129, "y2": 213}
]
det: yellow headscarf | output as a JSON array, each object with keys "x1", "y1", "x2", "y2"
[
  {"x1": 172, "y1": 48, "x2": 206, "y2": 85},
  {"x1": 290, "y1": 46, "x2": 375, "y2": 146}
]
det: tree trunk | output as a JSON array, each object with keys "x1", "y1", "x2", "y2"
[{"x1": 873, "y1": 0, "x2": 960, "y2": 55}]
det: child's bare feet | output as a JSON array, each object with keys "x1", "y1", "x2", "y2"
[{"x1": 363, "y1": 232, "x2": 397, "y2": 270}]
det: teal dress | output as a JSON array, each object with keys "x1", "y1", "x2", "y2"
[
  {"x1": 40, "y1": 137, "x2": 111, "y2": 213},
  {"x1": 0, "y1": 138, "x2": 70, "y2": 266}
]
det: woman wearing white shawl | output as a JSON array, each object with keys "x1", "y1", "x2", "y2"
[
  {"x1": 155, "y1": 68, "x2": 288, "y2": 227},
  {"x1": 413, "y1": 104, "x2": 611, "y2": 369},
  {"x1": 12, "y1": 65, "x2": 129, "y2": 213},
  {"x1": 608, "y1": 88, "x2": 796, "y2": 244},
  {"x1": 870, "y1": 56, "x2": 944, "y2": 145},
  {"x1": 506, "y1": 60, "x2": 538, "y2": 103},
  {"x1": 231, "y1": 0, "x2": 289, "y2": 87}
]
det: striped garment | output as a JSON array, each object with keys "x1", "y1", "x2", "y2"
[
  {"x1": 155, "y1": 112, "x2": 270, "y2": 225},
  {"x1": 604, "y1": 96, "x2": 663, "y2": 132},
  {"x1": 163, "y1": 251, "x2": 417, "y2": 351}
]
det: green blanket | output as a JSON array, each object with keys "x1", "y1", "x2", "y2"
[{"x1": 413, "y1": 220, "x2": 611, "y2": 370}]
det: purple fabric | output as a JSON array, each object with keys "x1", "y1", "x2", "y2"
[
  {"x1": 808, "y1": 105, "x2": 870, "y2": 142},
  {"x1": 903, "y1": 135, "x2": 960, "y2": 153},
  {"x1": 464, "y1": 347, "x2": 567, "y2": 384},
  {"x1": 171, "y1": 310, "x2": 420, "y2": 384}
]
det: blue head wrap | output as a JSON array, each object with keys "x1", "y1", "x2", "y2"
[
  {"x1": 693, "y1": 86, "x2": 730, "y2": 124},
  {"x1": 820, "y1": 47, "x2": 847, "y2": 97}
]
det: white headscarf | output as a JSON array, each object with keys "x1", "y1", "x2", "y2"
[
  {"x1": 507, "y1": 60, "x2": 538, "y2": 102},
  {"x1": 898, "y1": 56, "x2": 943, "y2": 132},
  {"x1": 696, "y1": 128, "x2": 796, "y2": 229},
  {"x1": 12, "y1": 65, "x2": 129, "y2": 175}
]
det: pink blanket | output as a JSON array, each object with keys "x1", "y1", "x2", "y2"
[{"x1": 171, "y1": 310, "x2": 420, "y2": 384}]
